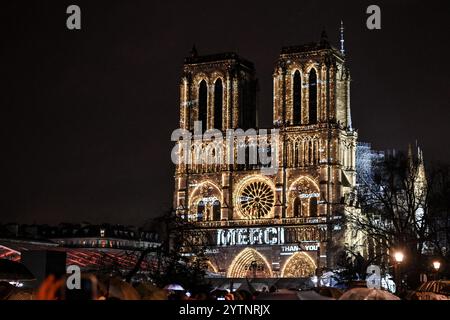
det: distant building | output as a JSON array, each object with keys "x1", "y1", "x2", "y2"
[
  {"x1": 356, "y1": 142, "x2": 384, "y2": 187},
  {"x1": 0, "y1": 223, "x2": 160, "y2": 273}
]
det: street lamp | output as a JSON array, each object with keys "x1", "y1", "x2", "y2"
[
  {"x1": 394, "y1": 251, "x2": 404, "y2": 263},
  {"x1": 393, "y1": 251, "x2": 404, "y2": 294},
  {"x1": 433, "y1": 261, "x2": 441, "y2": 280}
]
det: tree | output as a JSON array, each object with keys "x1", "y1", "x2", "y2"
[
  {"x1": 126, "y1": 208, "x2": 212, "y2": 292},
  {"x1": 349, "y1": 149, "x2": 433, "y2": 287},
  {"x1": 333, "y1": 247, "x2": 387, "y2": 288},
  {"x1": 427, "y1": 163, "x2": 450, "y2": 278}
]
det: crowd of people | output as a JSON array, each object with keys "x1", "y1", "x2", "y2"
[
  {"x1": 168, "y1": 285, "x2": 278, "y2": 301},
  {"x1": 0, "y1": 274, "x2": 280, "y2": 300},
  {"x1": 2, "y1": 273, "x2": 447, "y2": 300}
]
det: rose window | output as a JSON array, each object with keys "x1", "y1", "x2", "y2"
[{"x1": 237, "y1": 180, "x2": 275, "y2": 219}]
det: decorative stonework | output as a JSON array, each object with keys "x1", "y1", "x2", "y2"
[
  {"x1": 227, "y1": 248, "x2": 273, "y2": 278},
  {"x1": 173, "y1": 40, "x2": 364, "y2": 277},
  {"x1": 237, "y1": 179, "x2": 275, "y2": 219},
  {"x1": 281, "y1": 252, "x2": 316, "y2": 277}
]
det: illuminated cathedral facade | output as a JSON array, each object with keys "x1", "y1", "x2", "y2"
[{"x1": 172, "y1": 31, "x2": 366, "y2": 278}]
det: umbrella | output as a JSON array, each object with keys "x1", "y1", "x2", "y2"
[
  {"x1": 314, "y1": 287, "x2": 343, "y2": 299},
  {"x1": 237, "y1": 278, "x2": 256, "y2": 294},
  {"x1": 297, "y1": 290, "x2": 335, "y2": 300},
  {"x1": 136, "y1": 283, "x2": 167, "y2": 300},
  {"x1": 0, "y1": 281, "x2": 15, "y2": 300},
  {"x1": 219, "y1": 282, "x2": 242, "y2": 292},
  {"x1": 210, "y1": 288, "x2": 228, "y2": 297},
  {"x1": 97, "y1": 276, "x2": 141, "y2": 300},
  {"x1": 164, "y1": 284, "x2": 185, "y2": 291},
  {"x1": 7, "y1": 289, "x2": 35, "y2": 300},
  {"x1": 339, "y1": 288, "x2": 400, "y2": 300},
  {"x1": 249, "y1": 282, "x2": 270, "y2": 292},
  {"x1": 0, "y1": 281, "x2": 35, "y2": 300},
  {"x1": 0, "y1": 259, "x2": 35, "y2": 282},
  {"x1": 411, "y1": 291, "x2": 448, "y2": 300},
  {"x1": 255, "y1": 289, "x2": 301, "y2": 300}
]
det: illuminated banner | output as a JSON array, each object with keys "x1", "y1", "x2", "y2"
[
  {"x1": 281, "y1": 243, "x2": 319, "y2": 253},
  {"x1": 216, "y1": 227, "x2": 285, "y2": 246}
]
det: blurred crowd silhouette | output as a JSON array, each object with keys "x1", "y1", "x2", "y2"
[{"x1": 0, "y1": 274, "x2": 277, "y2": 300}]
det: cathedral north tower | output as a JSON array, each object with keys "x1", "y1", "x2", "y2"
[{"x1": 179, "y1": 49, "x2": 258, "y2": 132}]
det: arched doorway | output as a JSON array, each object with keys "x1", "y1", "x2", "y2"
[
  {"x1": 281, "y1": 252, "x2": 316, "y2": 278},
  {"x1": 206, "y1": 260, "x2": 219, "y2": 274},
  {"x1": 227, "y1": 248, "x2": 273, "y2": 278}
]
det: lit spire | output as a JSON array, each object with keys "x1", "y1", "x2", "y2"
[{"x1": 340, "y1": 20, "x2": 345, "y2": 55}]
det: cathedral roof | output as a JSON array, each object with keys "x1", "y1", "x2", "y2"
[
  {"x1": 281, "y1": 42, "x2": 341, "y2": 55},
  {"x1": 281, "y1": 31, "x2": 343, "y2": 57},
  {"x1": 184, "y1": 52, "x2": 254, "y2": 70}
]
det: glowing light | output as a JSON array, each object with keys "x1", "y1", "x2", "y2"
[
  {"x1": 280, "y1": 252, "x2": 316, "y2": 278},
  {"x1": 9, "y1": 281, "x2": 24, "y2": 287},
  {"x1": 394, "y1": 251, "x2": 404, "y2": 263},
  {"x1": 433, "y1": 261, "x2": 441, "y2": 271},
  {"x1": 227, "y1": 248, "x2": 273, "y2": 278},
  {"x1": 206, "y1": 260, "x2": 219, "y2": 273},
  {"x1": 216, "y1": 227, "x2": 285, "y2": 246}
]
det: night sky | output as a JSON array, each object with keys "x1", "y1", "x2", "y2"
[{"x1": 3, "y1": 1, "x2": 450, "y2": 226}]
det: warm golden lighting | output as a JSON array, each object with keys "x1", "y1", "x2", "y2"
[
  {"x1": 174, "y1": 42, "x2": 367, "y2": 279},
  {"x1": 227, "y1": 248, "x2": 273, "y2": 278},
  {"x1": 394, "y1": 251, "x2": 404, "y2": 263},
  {"x1": 281, "y1": 252, "x2": 316, "y2": 278},
  {"x1": 433, "y1": 261, "x2": 441, "y2": 271},
  {"x1": 234, "y1": 175, "x2": 276, "y2": 219}
]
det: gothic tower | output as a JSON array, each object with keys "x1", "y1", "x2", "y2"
[
  {"x1": 174, "y1": 50, "x2": 259, "y2": 223},
  {"x1": 179, "y1": 49, "x2": 258, "y2": 132},
  {"x1": 272, "y1": 31, "x2": 359, "y2": 266}
]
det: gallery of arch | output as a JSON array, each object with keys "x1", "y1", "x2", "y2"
[{"x1": 173, "y1": 33, "x2": 365, "y2": 279}]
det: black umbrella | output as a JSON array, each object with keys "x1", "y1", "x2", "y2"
[
  {"x1": 255, "y1": 289, "x2": 301, "y2": 300},
  {"x1": 0, "y1": 259, "x2": 35, "y2": 281}
]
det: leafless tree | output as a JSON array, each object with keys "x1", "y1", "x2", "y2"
[
  {"x1": 349, "y1": 150, "x2": 438, "y2": 285},
  {"x1": 427, "y1": 163, "x2": 450, "y2": 274},
  {"x1": 126, "y1": 208, "x2": 212, "y2": 290}
]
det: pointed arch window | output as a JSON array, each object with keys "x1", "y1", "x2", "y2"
[
  {"x1": 308, "y1": 69, "x2": 317, "y2": 124},
  {"x1": 293, "y1": 71, "x2": 302, "y2": 125},
  {"x1": 293, "y1": 197, "x2": 302, "y2": 217},
  {"x1": 198, "y1": 80, "x2": 208, "y2": 131},
  {"x1": 309, "y1": 197, "x2": 318, "y2": 217},
  {"x1": 214, "y1": 79, "x2": 223, "y2": 130},
  {"x1": 213, "y1": 200, "x2": 221, "y2": 221},
  {"x1": 197, "y1": 201, "x2": 205, "y2": 221}
]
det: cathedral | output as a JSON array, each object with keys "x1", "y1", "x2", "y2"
[{"x1": 172, "y1": 29, "x2": 366, "y2": 278}]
